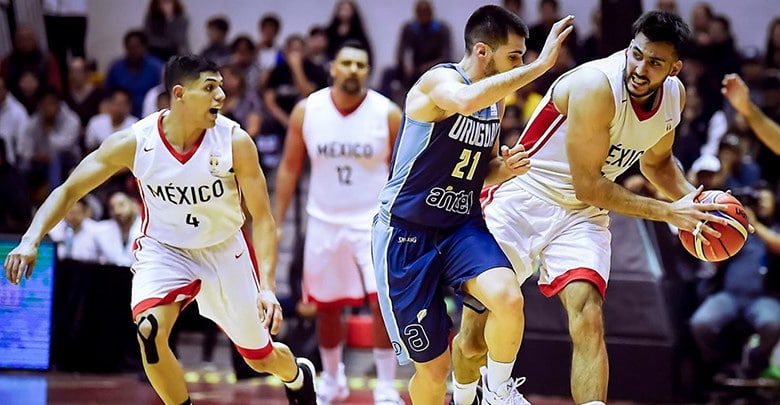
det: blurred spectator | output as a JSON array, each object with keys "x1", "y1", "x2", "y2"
[
  {"x1": 141, "y1": 71, "x2": 166, "y2": 117},
  {"x1": 85, "y1": 88, "x2": 137, "y2": 152},
  {"x1": 656, "y1": 0, "x2": 679, "y2": 15},
  {"x1": 716, "y1": 133, "x2": 762, "y2": 191},
  {"x1": 689, "y1": 181, "x2": 780, "y2": 380},
  {"x1": 0, "y1": 138, "x2": 32, "y2": 234},
  {"x1": 527, "y1": 0, "x2": 579, "y2": 62},
  {"x1": 64, "y1": 57, "x2": 108, "y2": 127},
  {"x1": 325, "y1": 0, "x2": 372, "y2": 62},
  {"x1": 0, "y1": 26, "x2": 63, "y2": 104},
  {"x1": 199, "y1": 16, "x2": 231, "y2": 66},
  {"x1": 307, "y1": 26, "x2": 330, "y2": 71},
  {"x1": 674, "y1": 83, "x2": 712, "y2": 170},
  {"x1": 105, "y1": 30, "x2": 163, "y2": 118},
  {"x1": 257, "y1": 14, "x2": 282, "y2": 76},
  {"x1": 220, "y1": 64, "x2": 261, "y2": 138},
  {"x1": 0, "y1": 76, "x2": 29, "y2": 167},
  {"x1": 687, "y1": 154, "x2": 724, "y2": 190},
  {"x1": 580, "y1": 6, "x2": 603, "y2": 62},
  {"x1": 95, "y1": 191, "x2": 141, "y2": 267},
  {"x1": 229, "y1": 35, "x2": 262, "y2": 94},
  {"x1": 16, "y1": 69, "x2": 44, "y2": 115},
  {"x1": 260, "y1": 35, "x2": 328, "y2": 170},
  {"x1": 18, "y1": 89, "x2": 82, "y2": 201},
  {"x1": 395, "y1": 0, "x2": 452, "y2": 91},
  {"x1": 143, "y1": 0, "x2": 190, "y2": 62},
  {"x1": 42, "y1": 0, "x2": 88, "y2": 86},
  {"x1": 765, "y1": 17, "x2": 780, "y2": 71},
  {"x1": 48, "y1": 199, "x2": 104, "y2": 262},
  {"x1": 532, "y1": 42, "x2": 576, "y2": 94},
  {"x1": 503, "y1": 0, "x2": 524, "y2": 18},
  {"x1": 689, "y1": 2, "x2": 714, "y2": 47}
]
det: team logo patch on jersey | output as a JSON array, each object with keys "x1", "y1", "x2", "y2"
[{"x1": 209, "y1": 153, "x2": 231, "y2": 177}]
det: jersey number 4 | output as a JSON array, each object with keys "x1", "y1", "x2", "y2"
[
  {"x1": 451, "y1": 148, "x2": 481, "y2": 180},
  {"x1": 186, "y1": 213, "x2": 200, "y2": 227}
]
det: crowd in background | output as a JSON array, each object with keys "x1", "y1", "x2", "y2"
[{"x1": 1, "y1": 0, "x2": 780, "y2": 396}]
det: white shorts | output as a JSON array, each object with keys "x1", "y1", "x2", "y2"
[
  {"x1": 303, "y1": 216, "x2": 377, "y2": 309},
  {"x1": 482, "y1": 181, "x2": 612, "y2": 298},
  {"x1": 131, "y1": 231, "x2": 272, "y2": 359}
]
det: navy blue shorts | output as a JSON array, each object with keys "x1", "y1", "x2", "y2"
[{"x1": 371, "y1": 211, "x2": 512, "y2": 365}]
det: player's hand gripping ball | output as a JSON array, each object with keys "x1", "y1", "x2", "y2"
[{"x1": 678, "y1": 190, "x2": 749, "y2": 262}]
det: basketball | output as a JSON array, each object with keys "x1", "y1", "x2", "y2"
[{"x1": 678, "y1": 190, "x2": 749, "y2": 262}]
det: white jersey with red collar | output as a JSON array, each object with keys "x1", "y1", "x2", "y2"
[
  {"x1": 302, "y1": 88, "x2": 391, "y2": 229},
  {"x1": 131, "y1": 111, "x2": 245, "y2": 248},
  {"x1": 510, "y1": 50, "x2": 683, "y2": 209}
]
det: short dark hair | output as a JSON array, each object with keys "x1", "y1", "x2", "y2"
[
  {"x1": 632, "y1": 11, "x2": 691, "y2": 56},
  {"x1": 230, "y1": 35, "x2": 256, "y2": 53},
  {"x1": 164, "y1": 55, "x2": 220, "y2": 95},
  {"x1": 123, "y1": 29, "x2": 147, "y2": 48},
  {"x1": 206, "y1": 16, "x2": 229, "y2": 34},
  {"x1": 335, "y1": 39, "x2": 369, "y2": 58},
  {"x1": 464, "y1": 5, "x2": 529, "y2": 54},
  {"x1": 259, "y1": 14, "x2": 281, "y2": 32}
]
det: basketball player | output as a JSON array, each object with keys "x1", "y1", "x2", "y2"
[
  {"x1": 3, "y1": 55, "x2": 316, "y2": 405},
  {"x1": 456, "y1": 11, "x2": 732, "y2": 405},
  {"x1": 373, "y1": 5, "x2": 573, "y2": 405},
  {"x1": 721, "y1": 73, "x2": 780, "y2": 155},
  {"x1": 273, "y1": 40, "x2": 404, "y2": 405}
]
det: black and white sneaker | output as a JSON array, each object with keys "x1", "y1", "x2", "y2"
[
  {"x1": 284, "y1": 357, "x2": 318, "y2": 404},
  {"x1": 449, "y1": 384, "x2": 483, "y2": 405}
]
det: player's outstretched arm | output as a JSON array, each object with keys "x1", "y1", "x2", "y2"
[
  {"x1": 4, "y1": 129, "x2": 135, "y2": 285},
  {"x1": 273, "y1": 100, "x2": 307, "y2": 233},
  {"x1": 232, "y1": 127, "x2": 282, "y2": 334},
  {"x1": 722, "y1": 73, "x2": 780, "y2": 154}
]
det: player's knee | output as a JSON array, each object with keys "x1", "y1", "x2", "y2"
[
  {"x1": 568, "y1": 299, "x2": 604, "y2": 341},
  {"x1": 454, "y1": 330, "x2": 487, "y2": 360},
  {"x1": 135, "y1": 313, "x2": 169, "y2": 364},
  {"x1": 489, "y1": 281, "x2": 524, "y2": 315},
  {"x1": 415, "y1": 361, "x2": 450, "y2": 384}
]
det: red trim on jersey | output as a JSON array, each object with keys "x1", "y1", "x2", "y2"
[
  {"x1": 235, "y1": 338, "x2": 274, "y2": 360},
  {"x1": 630, "y1": 86, "x2": 664, "y2": 121},
  {"x1": 240, "y1": 227, "x2": 262, "y2": 291},
  {"x1": 156, "y1": 111, "x2": 206, "y2": 164},
  {"x1": 305, "y1": 293, "x2": 379, "y2": 310},
  {"x1": 480, "y1": 183, "x2": 502, "y2": 213},
  {"x1": 519, "y1": 100, "x2": 566, "y2": 157},
  {"x1": 539, "y1": 267, "x2": 607, "y2": 298},
  {"x1": 132, "y1": 279, "x2": 202, "y2": 319},
  {"x1": 330, "y1": 90, "x2": 368, "y2": 117}
]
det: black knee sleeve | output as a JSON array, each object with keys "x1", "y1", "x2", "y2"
[{"x1": 136, "y1": 314, "x2": 160, "y2": 364}]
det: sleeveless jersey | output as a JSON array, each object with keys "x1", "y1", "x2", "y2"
[
  {"x1": 512, "y1": 50, "x2": 683, "y2": 209},
  {"x1": 132, "y1": 111, "x2": 245, "y2": 249},
  {"x1": 303, "y1": 88, "x2": 391, "y2": 229},
  {"x1": 379, "y1": 63, "x2": 501, "y2": 227}
]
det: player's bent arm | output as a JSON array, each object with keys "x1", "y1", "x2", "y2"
[
  {"x1": 639, "y1": 130, "x2": 695, "y2": 200},
  {"x1": 273, "y1": 100, "x2": 307, "y2": 225},
  {"x1": 565, "y1": 70, "x2": 670, "y2": 222},
  {"x1": 233, "y1": 128, "x2": 278, "y2": 292},
  {"x1": 754, "y1": 221, "x2": 780, "y2": 254},
  {"x1": 411, "y1": 61, "x2": 549, "y2": 120},
  {"x1": 743, "y1": 102, "x2": 780, "y2": 155},
  {"x1": 20, "y1": 129, "x2": 135, "y2": 247}
]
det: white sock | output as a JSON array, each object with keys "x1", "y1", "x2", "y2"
[
  {"x1": 486, "y1": 354, "x2": 515, "y2": 391},
  {"x1": 319, "y1": 344, "x2": 343, "y2": 378},
  {"x1": 452, "y1": 372, "x2": 478, "y2": 405},
  {"x1": 283, "y1": 365, "x2": 304, "y2": 390},
  {"x1": 580, "y1": 402, "x2": 606, "y2": 405},
  {"x1": 373, "y1": 348, "x2": 397, "y2": 385}
]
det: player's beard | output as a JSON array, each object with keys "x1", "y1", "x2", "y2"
[
  {"x1": 625, "y1": 68, "x2": 663, "y2": 99},
  {"x1": 341, "y1": 77, "x2": 362, "y2": 95},
  {"x1": 484, "y1": 56, "x2": 498, "y2": 77}
]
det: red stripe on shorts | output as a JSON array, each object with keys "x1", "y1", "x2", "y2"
[
  {"x1": 305, "y1": 293, "x2": 379, "y2": 310},
  {"x1": 539, "y1": 267, "x2": 607, "y2": 298},
  {"x1": 132, "y1": 279, "x2": 202, "y2": 319},
  {"x1": 235, "y1": 337, "x2": 274, "y2": 360}
]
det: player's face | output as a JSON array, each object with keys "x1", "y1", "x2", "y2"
[
  {"x1": 331, "y1": 47, "x2": 369, "y2": 95},
  {"x1": 485, "y1": 33, "x2": 526, "y2": 77},
  {"x1": 625, "y1": 33, "x2": 682, "y2": 100},
  {"x1": 179, "y1": 71, "x2": 225, "y2": 127}
]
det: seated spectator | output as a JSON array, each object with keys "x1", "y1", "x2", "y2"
[
  {"x1": 325, "y1": 0, "x2": 372, "y2": 62},
  {"x1": 48, "y1": 199, "x2": 104, "y2": 262},
  {"x1": 0, "y1": 76, "x2": 29, "y2": 167},
  {"x1": 256, "y1": 13, "x2": 282, "y2": 76},
  {"x1": 16, "y1": 69, "x2": 44, "y2": 115},
  {"x1": 85, "y1": 88, "x2": 137, "y2": 152},
  {"x1": 64, "y1": 57, "x2": 108, "y2": 127},
  {"x1": 306, "y1": 25, "x2": 329, "y2": 71},
  {"x1": 141, "y1": 72, "x2": 166, "y2": 117},
  {"x1": 200, "y1": 16, "x2": 232, "y2": 66},
  {"x1": 0, "y1": 138, "x2": 32, "y2": 233},
  {"x1": 0, "y1": 26, "x2": 62, "y2": 104},
  {"x1": 220, "y1": 64, "x2": 261, "y2": 137},
  {"x1": 105, "y1": 30, "x2": 163, "y2": 118},
  {"x1": 143, "y1": 0, "x2": 190, "y2": 62},
  {"x1": 228, "y1": 35, "x2": 262, "y2": 94},
  {"x1": 689, "y1": 180, "x2": 780, "y2": 380},
  {"x1": 96, "y1": 191, "x2": 141, "y2": 267},
  {"x1": 395, "y1": 0, "x2": 451, "y2": 91},
  {"x1": 18, "y1": 88, "x2": 82, "y2": 201}
]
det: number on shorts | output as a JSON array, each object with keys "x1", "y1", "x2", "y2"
[
  {"x1": 451, "y1": 148, "x2": 481, "y2": 180},
  {"x1": 337, "y1": 165, "x2": 352, "y2": 185},
  {"x1": 186, "y1": 213, "x2": 200, "y2": 227},
  {"x1": 403, "y1": 323, "x2": 430, "y2": 352}
]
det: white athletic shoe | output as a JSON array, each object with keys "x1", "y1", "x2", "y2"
[
  {"x1": 373, "y1": 382, "x2": 404, "y2": 405},
  {"x1": 316, "y1": 363, "x2": 349, "y2": 404},
  {"x1": 479, "y1": 366, "x2": 531, "y2": 405}
]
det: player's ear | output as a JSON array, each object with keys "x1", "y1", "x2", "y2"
[
  {"x1": 669, "y1": 60, "x2": 683, "y2": 77},
  {"x1": 172, "y1": 85, "x2": 184, "y2": 101},
  {"x1": 474, "y1": 42, "x2": 491, "y2": 59}
]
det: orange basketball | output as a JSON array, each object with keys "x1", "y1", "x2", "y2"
[{"x1": 678, "y1": 190, "x2": 749, "y2": 262}]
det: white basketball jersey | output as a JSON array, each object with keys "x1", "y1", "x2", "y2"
[
  {"x1": 132, "y1": 111, "x2": 245, "y2": 248},
  {"x1": 302, "y1": 88, "x2": 391, "y2": 228},
  {"x1": 512, "y1": 50, "x2": 683, "y2": 209}
]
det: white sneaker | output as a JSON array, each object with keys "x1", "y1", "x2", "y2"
[
  {"x1": 479, "y1": 366, "x2": 531, "y2": 405},
  {"x1": 317, "y1": 363, "x2": 349, "y2": 404},
  {"x1": 373, "y1": 382, "x2": 405, "y2": 405}
]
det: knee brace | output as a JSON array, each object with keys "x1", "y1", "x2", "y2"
[{"x1": 136, "y1": 314, "x2": 160, "y2": 364}]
